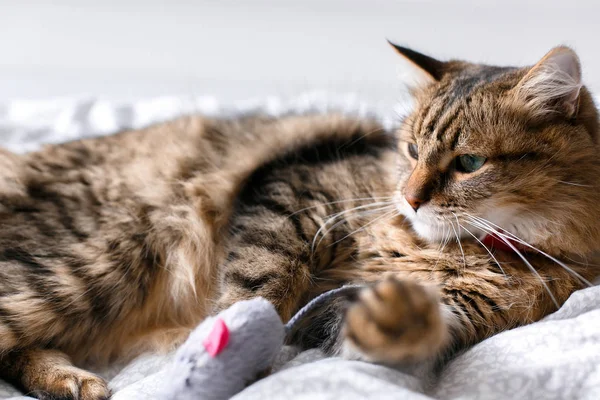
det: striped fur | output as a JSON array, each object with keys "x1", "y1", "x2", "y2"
[{"x1": 1, "y1": 45, "x2": 600, "y2": 399}]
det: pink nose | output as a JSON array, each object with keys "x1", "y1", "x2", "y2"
[{"x1": 405, "y1": 194, "x2": 424, "y2": 212}]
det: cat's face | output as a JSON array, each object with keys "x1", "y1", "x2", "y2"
[{"x1": 392, "y1": 44, "x2": 600, "y2": 255}]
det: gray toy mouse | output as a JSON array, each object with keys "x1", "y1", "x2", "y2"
[{"x1": 161, "y1": 286, "x2": 362, "y2": 400}]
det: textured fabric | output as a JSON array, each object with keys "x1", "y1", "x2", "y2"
[{"x1": 0, "y1": 94, "x2": 599, "y2": 400}]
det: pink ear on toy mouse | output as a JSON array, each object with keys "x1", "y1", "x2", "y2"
[{"x1": 203, "y1": 318, "x2": 230, "y2": 357}]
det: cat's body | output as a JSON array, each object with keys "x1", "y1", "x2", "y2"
[{"x1": 1, "y1": 45, "x2": 600, "y2": 400}]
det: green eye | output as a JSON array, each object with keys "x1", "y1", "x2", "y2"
[
  {"x1": 407, "y1": 143, "x2": 419, "y2": 160},
  {"x1": 457, "y1": 154, "x2": 486, "y2": 173}
]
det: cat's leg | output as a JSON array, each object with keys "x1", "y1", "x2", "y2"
[
  {"x1": 214, "y1": 240, "x2": 312, "y2": 321},
  {"x1": 0, "y1": 349, "x2": 110, "y2": 400},
  {"x1": 341, "y1": 250, "x2": 585, "y2": 368},
  {"x1": 213, "y1": 197, "x2": 316, "y2": 321}
]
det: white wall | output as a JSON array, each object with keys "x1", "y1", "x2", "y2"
[{"x1": 0, "y1": 0, "x2": 598, "y2": 104}]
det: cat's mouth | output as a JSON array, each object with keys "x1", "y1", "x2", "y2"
[
  {"x1": 395, "y1": 194, "x2": 528, "y2": 250},
  {"x1": 394, "y1": 194, "x2": 470, "y2": 243}
]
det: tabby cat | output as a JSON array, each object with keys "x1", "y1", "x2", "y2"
[{"x1": 0, "y1": 43, "x2": 599, "y2": 399}]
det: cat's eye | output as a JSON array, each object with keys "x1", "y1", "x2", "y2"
[
  {"x1": 456, "y1": 154, "x2": 486, "y2": 173},
  {"x1": 407, "y1": 143, "x2": 419, "y2": 160}
]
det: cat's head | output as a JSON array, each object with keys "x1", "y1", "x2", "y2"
[{"x1": 392, "y1": 43, "x2": 600, "y2": 256}]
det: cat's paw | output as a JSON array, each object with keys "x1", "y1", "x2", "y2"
[
  {"x1": 343, "y1": 277, "x2": 448, "y2": 364},
  {"x1": 26, "y1": 366, "x2": 110, "y2": 400}
]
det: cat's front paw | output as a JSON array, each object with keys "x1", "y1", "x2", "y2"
[
  {"x1": 343, "y1": 277, "x2": 448, "y2": 364},
  {"x1": 25, "y1": 366, "x2": 110, "y2": 400}
]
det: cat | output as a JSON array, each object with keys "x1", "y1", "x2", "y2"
[{"x1": 0, "y1": 42, "x2": 599, "y2": 400}]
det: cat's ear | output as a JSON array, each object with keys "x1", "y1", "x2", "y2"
[
  {"x1": 387, "y1": 40, "x2": 447, "y2": 83},
  {"x1": 513, "y1": 46, "x2": 582, "y2": 119}
]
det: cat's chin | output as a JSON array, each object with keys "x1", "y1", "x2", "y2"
[{"x1": 408, "y1": 218, "x2": 454, "y2": 243}]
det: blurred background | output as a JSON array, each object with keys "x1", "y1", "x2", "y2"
[{"x1": 1, "y1": 0, "x2": 598, "y2": 106}]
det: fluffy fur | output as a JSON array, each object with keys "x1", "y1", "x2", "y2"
[{"x1": 1, "y1": 45, "x2": 599, "y2": 400}]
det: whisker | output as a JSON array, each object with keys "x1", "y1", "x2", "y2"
[
  {"x1": 327, "y1": 209, "x2": 399, "y2": 249},
  {"x1": 442, "y1": 226, "x2": 451, "y2": 253},
  {"x1": 432, "y1": 225, "x2": 451, "y2": 273},
  {"x1": 556, "y1": 180, "x2": 592, "y2": 187},
  {"x1": 466, "y1": 214, "x2": 593, "y2": 287},
  {"x1": 450, "y1": 214, "x2": 466, "y2": 268},
  {"x1": 311, "y1": 201, "x2": 394, "y2": 251},
  {"x1": 456, "y1": 218, "x2": 509, "y2": 281},
  {"x1": 322, "y1": 201, "x2": 394, "y2": 222},
  {"x1": 311, "y1": 204, "x2": 395, "y2": 254},
  {"x1": 338, "y1": 127, "x2": 386, "y2": 151},
  {"x1": 465, "y1": 218, "x2": 559, "y2": 308},
  {"x1": 434, "y1": 222, "x2": 445, "y2": 254},
  {"x1": 563, "y1": 255, "x2": 600, "y2": 268},
  {"x1": 286, "y1": 196, "x2": 393, "y2": 218},
  {"x1": 313, "y1": 206, "x2": 395, "y2": 254}
]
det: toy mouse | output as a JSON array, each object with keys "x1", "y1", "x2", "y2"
[{"x1": 161, "y1": 286, "x2": 362, "y2": 400}]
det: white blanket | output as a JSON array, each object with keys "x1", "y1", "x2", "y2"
[{"x1": 1, "y1": 94, "x2": 599, "y2": 400}]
